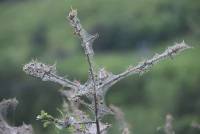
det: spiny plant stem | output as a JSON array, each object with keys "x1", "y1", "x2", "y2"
[
  {"x1": 85, "y1": 53, "x2": 101, "y2": 134},
  {"x1": 68, "y1": 7, "x2": 101, "y2": 133},
  {"x1": 23, "y1": 7, "x2": 192, "y2": 134}
]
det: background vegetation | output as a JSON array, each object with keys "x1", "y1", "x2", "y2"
[{"x1": 0, "y1": 0, "x2": 199, "y2": 133}]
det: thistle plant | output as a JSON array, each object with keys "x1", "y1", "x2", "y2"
[{"x1": 23, "y1": 8, "x2": 191, "y2": 134}]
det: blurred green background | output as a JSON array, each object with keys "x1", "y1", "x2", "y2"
[{"x1": 0, "y1": 0, "x2": 199, "y2": 134}]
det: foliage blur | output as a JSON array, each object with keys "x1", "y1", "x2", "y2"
[{"x1": 0, "y1": 0, "x2": 199, "y2": 134}]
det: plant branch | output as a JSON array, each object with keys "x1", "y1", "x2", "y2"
[
  {"x1": 0, "y1": 98, "x2": 33, "y2": 134},
  {"x1": 85, "y1": 55, "x2": 101, "y2": 134},
  {"x1": 102, "y1": 41, "x2": 191, "y2": 88},
  {"x1": 68, "y1": 8, "x2": 101, "y2": 134},
  {"x1": 23, "y1": 5, "x2": 192, "y2": 134},
  {"x1": 23, "y1": 60, "x2": 79, "y2": 89}
]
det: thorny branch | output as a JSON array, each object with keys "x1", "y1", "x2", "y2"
[
  {"x1": 102, "y1": 41, "x2": 191, "y2": 89},
  {"x1": 0, "y1": 98, "x2": 33, "y2": 134},
  {"x1": 23, "y1": 7, "x2": 191, "y2": 134},
  {"x1": 23, "y1": 60, "x2": 79, "y2": 89},
  {"x1": 68, "y1": 8, "x2": 101, "y2": 134}
]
